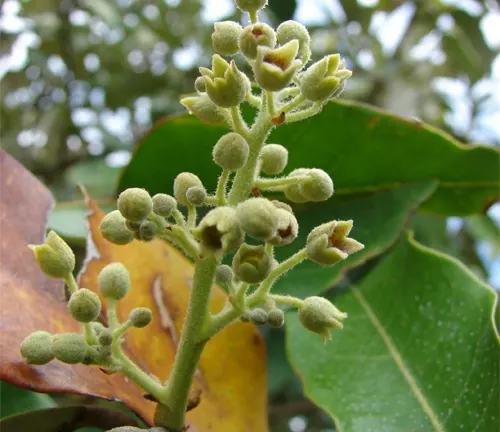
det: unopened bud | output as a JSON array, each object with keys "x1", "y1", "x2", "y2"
[
  {"x1": 284, "y1": 169, "x2": 333, "y2": 203},
  {"x1": 100, "y1": 210, "x2": 134, "y2": 245},
  {"x1": 271, "y1": 200, "x2": 293, "y2": 213},
  {"x1": 270, "y1": 208, "x2": 298, "y2": 246},
  {"x1": 236, "y1": 198, "x2": 278, "y2": 241},
  {"x1": 259, "y1": 144, "x2": 288, "y2": 175},
  {"x1": 98, "y1": 329, "x2": 113, "y2": 346},
  {"x1": 232, "y1": 244, "x2": 273, "y2": 284},
  {"x1": 194, "y1": 76, "x2": 207, "y2": 93},
  {"x1": 239, "y1": 23, "x2": 276, "y2": 59},
  {"x1": 215, "y1": 264, "x2": 233, "y2": 284},
  {"x1": 277, "y1": 20, "x2": 311, "y2": 63},
  {"x1": 174, "y1": 172, "x2": 204, "y2": 207},
  {"x1": 298, "y1": 296, "x2": 347, "y2": 342},
  {"x1": 118, "y1": 188, "x2": 153, "y2": 222},
  {"x1": 29, "y1": 231, "x2": 75, "y2": 279},
  {"x1": 249, "y1": 308, "x2": 268, "y2": 326},
  {"x1": 98, "y1": 262, "x2": 130, "y2": 300},
  {"x1": 186, "y1": 186, "x2": 207, "y2": 207},
  {"x1": 52, "y1": 333, "x2": 88, "y2": 364},
  {"x1": 212, "y1": 21, "x2": 242, "y2": 56},
  {"x1": 213, "y1": 132, "x2": 249, "y2": 171},
  {"x1": 20, "y1": 331, "x2": 54, "y2": 365},
  {"x1": 268, "y1": 308, "x2": 285, "y2": 328},
  {"x1": 138, "y1": 220, "x2": 157, "y2": 242},
  {"x1": 68, "y1": 288, "x2": 101, "y2": 323},
  {"x1": 181, "y1": 93, "x2": 228, "y2": 125},
  {"x1": 152, "y1": 194, "x2": 177, "y2": 218},
  {"x1": 129, "y1": 307, "x2": 153, "y2": 328},
  {"x1": 234, "y1": 0, "x2": 268, "y2": 13}
]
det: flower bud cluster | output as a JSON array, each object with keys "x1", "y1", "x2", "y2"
[{"x1": 243, "y1": 307, "x2": 285, "y2": 328}]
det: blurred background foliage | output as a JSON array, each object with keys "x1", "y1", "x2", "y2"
[{"x1": 1, "y1": 0, "x2": 499, "y2": 431}]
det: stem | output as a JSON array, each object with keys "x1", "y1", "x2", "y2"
[
  {"x1": 156, "y1": 255, "x2": 219, "y2": 431},
  {"x1": 187, "y1": 205, "x2": 197, "y2": 227},
  {"x1": 158, "y1": 225, "x2": 200, "y2": 259},
  {"x1": 279, "y1": 94, "x2": 305, "y2": 114},
  {"x1": 254, "y1": 175, "x2": 310, "y2": 190},
  {"x1": 268, "y1": 294, "x2": 304, "y2": 308},
  {"x1": 228, "y1": 94, "x2": 273, "y2": 205},
  {"x1": 172, "y1": 209, "x2": 186, "y2": 227},
  {"x1": 286, "y1": 102, "x2": 323, "y2": 123},
  {"x1": 230, "y1": 105, "x2": 249, "y2": 137},
  {"x1": 216, "y1": 169, "x2": 230, "y2": 205},
  {"x1": 246, "y1": 91, "x2": 261, "y2": 107},
  {"x1": 249, "y1": 10, "x2": 258, "y2": 23},
  {"x1": 66, "y1": 274, "x2": 95, "y2": 345},
  {"x1": 278, "y1": 86, "x2": 301, "y2": 101},
  {"x1": 267, "y1": 91, "x2": 275, "y2": 117}
]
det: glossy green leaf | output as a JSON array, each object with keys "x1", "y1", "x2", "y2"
[
  {"x1": 465, "y1": 215, "x2": 500, "y2": 257},
  {"x1": 286, "y1": 233, "x2": 499, "y2": 432},
  {"x1": 118, "y1": 101, "x2": 499, "y2": 216},
  {"x1": 0, "y1": 382, "x2": 56, "y2": 419},
  {"x1": 274, "y1": 181, "x2": 436, "y2": 297},
  {"x1": 0, "y1": 405, "x2": 138, "y2": 432}
]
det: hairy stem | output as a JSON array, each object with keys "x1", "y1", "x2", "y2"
[
  {"x1": 254, "y1": 175, "x2": 310, "y2": 190},
  {"x1": 216, "y1": 169, "x2": 230, "y2": 205},
  {"x1": 230, "y1": 105, "x2": 249, "y2": 137},
  {"x1": 66, "y1": 274, "x2": 96, "y2": 345},
  {"x1": 156, "y1": 255, "x2": 218, "y2": 431}
]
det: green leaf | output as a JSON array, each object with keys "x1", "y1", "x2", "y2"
[
  {"x1": 118, "y1": 101, "x2": 499, "y2": 216},
  {"x1": 0, "y1": 382, "x2": 56, "y2": 419},
  {"x1": 0, "y1": 405, "x2": 139, "y2": 432},
  {"x1": 47, "y1": 201, "x2": 115, "y2": 244},
  {"x1": 286, "y1": 233, "x2": 499, "y2": 432},
  {"x1": 465, "y1": 215, "x2": 500, "y2": 257},
  {"x1": 274, "y1": 181, "x2": 436, "y2": 297}
]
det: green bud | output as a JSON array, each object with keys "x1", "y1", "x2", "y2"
[
  {"x1": 234, "y1": 0, "x2": 268, "y2": 13},
  {"x1": 192, "y1": 207, "x2": 244, "y2": 256},
  {"x1": 249, "y1": 308, "x2": 268, "y2": 326},
  {"x1": 306, "y1": 220, "x2": 364, "y2": 265},
  {"x1": 215, "y1": 264, "x2": 234, "y2": 284},
  {"x1": 254, "y1": 40, "x2": 302, "y2": 91},
  {"x1": 298, "y1": 296, "x2": 347, "y2": 342},
  {"x1": 194, "y1": 76, "x2": 207, "y2": 93},
  {"x1": 269, "y1": 208, "x2": 298, "y2": 246},
  {"x1": 186, "y1": 186, "x2": 207, "y2": 206},
  {"x1": 29, "y1": 231, "x2": 75, "y2": 279},
  {"x1": 98, "y1": 329, "x2": 113, "y2": 346},
  {"x1": 98, "y1": 262, "x2": 130, "y2": 300},
  {"x1": 232, "y1": 244, "x2": 273, "y2": 284},
  {"x1": 201, "y1": 55, "x2": 249, "y2": 107},
  {"x1": 259, "y1": 144, "x2": 288, "y2": 175},
  {"x1": 236, "y1": 198, "x2": 278, "y2": 241},
  {"x1": 118, "y1": 188, "x2": 153, "y2": 222},
  {"x1": 138, "y1": 220, "x2": 157, "y2": 242},
  {"x1": 240, "y1": 315, "x2": 250, "y2": 323},
  {"x1": 271, "y1": 200, "x2": 293, "y2": 213},
  {"x1": 152, "y1": 194, "x2": 177, "y2": 218},
  {"x1": 91, "y1": 322, "x2": 106, "y2": 335},
  {"x1": 300, "y1": 54, "x2": 352, "y2": 102},
  {"x1": 276, "y1": 20, "x2": 311, "y2": 63},
  {"x1": 174, "y1": 172, "x2": 204, "y2": 207},
  {"x1": 283, "y1": 168, "x2": 309, "y2": 203},
  {"x1": 68, "y1": 288, "x2": 101, "y2": 323},
  {"x1": 239, "y1": 23, "x2": 276, "y2": 59},
  {"x1": 213, "y1": 132, "x2": 249, "y2": 171},
  {"x1": 100, "y1": 211, "x2": 134, "y2": 245},
  {"x1": 284, "y1": 169, "x2": 334, "y2": 203},
  {"x1": 180, "y1": 93, "x2": 228, "y2": 125},
  {"x1": 52, "y1": 333, "x2": 88, "y2": 364},
  {"x1": 125, "y1": 220, "x2": 141, "y2": 231},
  {"x1": 268, "y1": 308, "x2": 285, "y2": 328},
  {"x1": 20, "y1": 331, "x2": 54, "y2": 365},
  {"x1": 212, "y1": 21, "x2": 242, "y2": 56},
  {"x1": 129, "y1": 307, "x2": 153, "y2": 328}
]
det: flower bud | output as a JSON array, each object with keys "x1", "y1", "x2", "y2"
[
  {"x1": 98, "y1": 262, "x2": 130, "y2": 300},
  {"x1": 91, "y1": 322, "x2": 106, "y2": 335},
  {"x1": 100, "y1": 210, "x2": 134, "y2": 245},
  {"x1": 98, "y1": 329, "x2": 113, "y2": 346},
  {"x1": 181, "y1": 93, "x2": 228, "y2": 125},
  {"x1": 174, "y1": 172, "x2": 204, "y2": 207},
  {"x1": 268, "y1": 308, "x2": 285, "y2": 328},
  {"x1": 138, "y1": 220, "x2": 157, "y2": 242},
  {"x1": 283, "y1": 168, "x2": 309, "y2": 203},
  {"x1": 236, "y1": 198, "x2": 278, "y2": 241},
  {"x1": 298, "y1": 296, "x2": 347, "y2": 342},
  {"x1": 20, "y1": 331, "x2": 54, "y2": 365},
  {"x1": 254, "y1": 40, "x2": 302, "y2": 91},
  {"x1": 213, "y1": 132, "x2": 249, "y2": 171},
  {"x1": 118, "y1": 188, "x2": 153, "y2": 222},
  {"x1": 271, "y1": 200, "x2": 293, "y2": 213},
  {"x1": 126, "y1": 220, "x2": 141, "y2": 231},
  {"x1": 201, "y1": 55, "x2": 249, "y2": 107},
  {"x1": 152, "y1": 194, "x2": 177, "y2": 218},
  {"x1": 52, "y1": 333, "x2": 88, "y2": 364},
  {"x1": 306, "y1": 220, "x2": 364, "y2": 265},
  {"x1": 234, "y1": 0, "x2": 268, "y2": 13},
  {"x1": 193, "y1": 207, "x2": 244, "y2": 256},
  {"x1": 186, "y1": 186, "x2": 207, "y2": 206},
  {"x1": 215, "y1": 264, "x2": 233, "y2": 284},
  {"x1": 284, "y1": 169, "x2": 333, "y2": 203},
  {"x1": 68, "y1": 288, "x2": 101, "y2": 323},
  {"x1": 194, "y1": 76, "x2": 207, "y2": 93},
  {"x1": 269, "y1": 208, "x2": 298, "y2": 246},
  {"x1": 300, "y1": 54, "x2": 352, "y2": 102},
  {"x1": 29, "y1": 231, "x2": 75, "y2": 279},
  {"x1": 212, "y1": 21, "x2": 242, "y2": 56},
  {"x1": 239, "y1": 23, "x2": 276, "y2": 59},
  {"x1": 232, "y1": 244, "x2": 273, "y2": 284},
  {"x1": 129, "y1": 307, "x2": 153, "y2": 328},
  {"x1": 277, "y1": 20, "x2": 311, "y2": 63},
  {"x1": 259, "y1": 144, "x2": 288, "y2": 175},
  {"x1": 249, "y1": 308, "x2": 268, "y2": 326}
]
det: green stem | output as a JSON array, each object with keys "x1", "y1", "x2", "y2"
[
  {"x1": 249, "y1": 10, "x2": 258, "y2": 23},
  {"x1": 286, "y1": 102, "x2": 323, "y2": 123},
  {"x1": 254, "y1": 175, "x2": 310, "y2": 190},
  {"x1": 228, "y1": 94, "x2": 273, "y2": 205},
  {"x1": 66, "y1": 274, "x2": 95, "y2": 345},
  {"x1": 230, "y1": 105, "x2": 249, "y2": 137},
  {"x1": 268, "y1": 294, "x2": 304, "y2": 308},
  {"x1": 172, "y1": 209, "x2": 186, "y2": 227},
  {"x1": 187, "y1": 205, "x2": 197, "y2": 227},
  {"x1": 246, "y1": 91, "x2": 261, "y2": 107},
  {"x1": 279, "y1": 94, "x2": 305, "y2": 114},
  {"x1": 216, "y1": 169, "x2": 230, "y2": 205},
  {"x1": 158, "y1": 225, "x2": 200, "y2": 259},
  {"x1": 267, "y1": 91, "x2": 275, "y2": 117},
  {"x1": 113, "y1": 320, "x2": 133, "y2": 340},
  {"x1": 278, "y1": 86, "x2": 301, "y2": 101},
  {"x1": 156, "y1": 255, "x2": 219, "y2": 431}
]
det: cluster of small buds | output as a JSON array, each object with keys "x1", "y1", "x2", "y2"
[
  {"x1": 23, "y1": 235, "x2": 153, "y2": 367},
  {"x1": 241, "y1": 307, "x2": 285, "y2": 328}
]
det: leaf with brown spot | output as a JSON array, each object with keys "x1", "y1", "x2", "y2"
[
  {"x1": 78, "y1": 198, "x2": 268, "y2": 430},
  {"x1": 0, "y1": 150, "x2": 151, "y2": 417}
]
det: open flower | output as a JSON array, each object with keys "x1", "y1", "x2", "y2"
[
  {"x1": 306, "y1": 220, "x2": 364, "y2": 265},
  {"x1": 253, "y1": 40, "x2": 302, "y2": 91}
]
